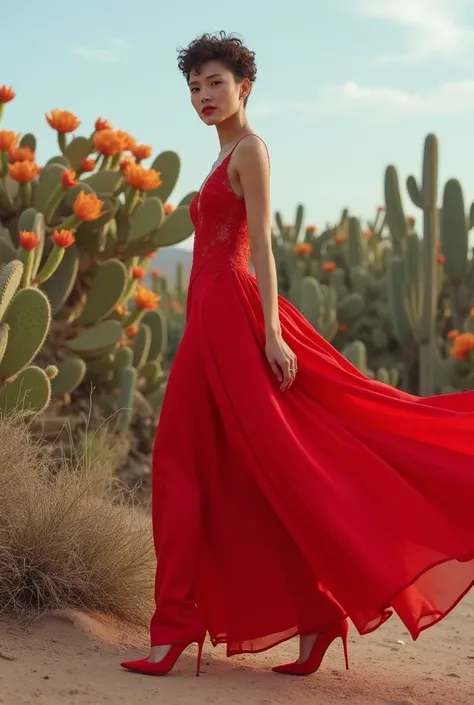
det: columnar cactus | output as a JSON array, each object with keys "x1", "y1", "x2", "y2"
[{"x1": 384, "y1": 134, "x2": 440, "y2": 396}]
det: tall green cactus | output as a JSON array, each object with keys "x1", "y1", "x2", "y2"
[
  {"x1": 439, "y1": 179, "x2": 474, "y2": 330},
  {"x1": 300, "y1": 276, "x2": 338, "y2": 341},
  {"x1": 384, "y1": 134, "x2": 439, "y2": 396}
]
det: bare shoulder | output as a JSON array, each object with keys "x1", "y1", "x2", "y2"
[{"x1": 234, "y1": 134, "x2": 269, "y2": 167}]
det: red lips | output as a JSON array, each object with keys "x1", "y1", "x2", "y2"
[{"x1": 202, "y1": 106, "x2": 216, "y2": 115}]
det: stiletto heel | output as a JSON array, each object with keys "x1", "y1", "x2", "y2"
[
  {"x1": 196, "y1": 637, "x2": 204, "y2": 677},
  {"x1": 272, "y1": 618, "x2": 350, "y2": 676},
  {"x1": 342, "y1": 626, "x2": 349, "y2": 670},
  {"x1": 121, "y1": 630, "x2": 206, "y2": 677}
]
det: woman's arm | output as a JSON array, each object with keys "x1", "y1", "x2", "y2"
[{"x1": 234, "y1": 136, "x2": 297, "y2": 391}]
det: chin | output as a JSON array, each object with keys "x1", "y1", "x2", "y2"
[{"x1": 201, "y1": 114, "x2": 222, "y2": 126}]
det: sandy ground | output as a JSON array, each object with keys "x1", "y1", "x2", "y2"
[{"x1": 1, "y1": 594, "x2": 473, "y2": 705}]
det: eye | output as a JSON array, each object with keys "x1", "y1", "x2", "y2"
[
  {"x1": 211, "y1": 80, "x2": 222, "y2": 87},
  {"x1": 190, "y1": 87, "x2": 199, "y2": 93}
]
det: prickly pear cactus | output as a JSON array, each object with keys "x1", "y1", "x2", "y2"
[
  {"x1": 0, "y1": 86, "x2": 196, "y2": 411},
  {"x1": 0, "y1": 260, "x2": 54, "y2": 415}
]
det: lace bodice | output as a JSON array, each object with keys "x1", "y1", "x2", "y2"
[{"x1": 189, "y1": 142, "x2": 258, "y2": 285}]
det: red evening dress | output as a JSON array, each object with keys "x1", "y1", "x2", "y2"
[{"x1": 149, "y1": 135, "x2": 474, "y2": 657}]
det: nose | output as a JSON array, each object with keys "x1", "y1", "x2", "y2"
[{"x1": 201, "y1": 93, "x2": 210, "y2": 103}]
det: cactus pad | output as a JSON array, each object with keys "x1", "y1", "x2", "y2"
[
  {"x1": 129, "y1": 197, "x2": 164, "y2": 242},
  {"x1": 33, "y1": 164, "x2": 65, "y2": 213},
  {"x1": 78, "y1": 259, "x2": 128, "y2": 325},
  {"x1": 19, "y1": 133, "x2": 37, "y2": 152},
  {"x1": 139, "y1": 359, "x2": 163, "y2": 394},
  {"x1": 40, "y1": 244, "x2": 79, "y2": 314},
  {"x1": 179, "y1": 192, "x2": 198, "y2": 206},
  {"x1": 150, "y1": 206, "x2": 194, "y2": 248},
  {"x1": 0, "y1": 260, "x2": 23, "y2": 322},
  {"x1": 67, "y1": 320, "x2": 123, "y2": 357},
  {"x1": 0, "y1": 365, "x2": 52, "y2": 416},
  {"x1": 0, "y1": 287, "x2": 52, "y2": 379},
  {"x1": 143, "y1": 309, "x2": 168, "y2": 360},
  {"x1": 0, "y1": 323, "x2": 9, "y2": 365},
  {"x1": 148, "y1": 151, "x2": 181, "y2": 203},
  {"x1": 64, "y1": 136, "x2": 94, "y2": 172},
  {"x1": 82, "y1": 170, "x2": 122, "y2": 194},
  {"x1": 50, "y1": 358, "x2": 86, "y2": 397},
  {"x1": 132, "y1": 324, "x2": 151, "y2": 368}
]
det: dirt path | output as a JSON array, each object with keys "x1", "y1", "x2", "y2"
[{"x1": 1, "y1": 594, "x2": 473, "y2": 705}]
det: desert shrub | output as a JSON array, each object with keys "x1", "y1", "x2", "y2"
[{"x1": 0, "y1": 413, "x2": 155, "y2": 624}]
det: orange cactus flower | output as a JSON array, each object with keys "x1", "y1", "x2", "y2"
[
  {"x1": 125, "y1": 324, "x2": 140, "y2": 337},
  {"x1": 93, "y1": 128, "x2": 125, "y2": 157},
  {"x1": 115, "y1": 304, "x2": 126, "y2": 316},
  {"x1": 116, "y1": 130, "x2": 136, "y2": 151},
  {"x1": 73, "y1": 190, "x2": 104, "y2": 222},
  {"x1": 8, "y1": 160, "x2": 39, "y2": 183},
  {"x1": 61, "y1": 168, "x2": 78, "y2": 188},
  {"x1": 163, "y1": 203, "x2": 174, "y2": 216},
  {"x1": 0, "y1": 85, "x2": 15, "y2": 103},
  {"x1": 322, "y1": 261, "x2": 337, "y2": 273},
  {"x1": 0, "y1": 130, "x2": 19, "y2": 152},
  {"x1": 306, "y1": 225, "x2": 317, "y2": 234},
  {"x1": 362, "y1": 230, "x2": 372, "y2": 239},
  {"x1": 132, "y1": 265, "x2": 145, "y2": 280},
  {"x1": 46, "y1": 109, "x2": 80, "y2": 133},
  {"x1": 80, "y1": 158, "x2": 95, "y2": 172},
  {"x1": 131, "y1": 143, "x2": 152, "y2": 160},
  {"x1": 377, "y1": 206, "x2": 385, "y2": 213},
  {"x1": 19, "y1": 230, "x2": 40, "y2": 250},
  {"x1": 451, "y1": 332, "x2": 474, "y2": 361},
  {"x1": 294, "y1": 243, "x2": 312, "y2": 255},
  {"x1": 124, "y1": 163, "x2": 162, "y2": 192},
  {"x1": 447, "y1": 329, "x2": 459, "y2": 341},
  {"x1": 151, "y1": 268, "x2": 163, "y2": 277},
  {"x1": 8, "y1": 146, "x2": 34, "y2": 162},
  {"x1": 120, "y1": 157, "x2": 133, "y2": 171},
  {"x1": 95, "y1": 117, "x2": 112, "y2": 131},
  {"x1": 437, "y1": 254, "x2": 446, "y2": 265},
  {"x1": 144, "y1": 251, "x2": 156, "y2": 259},
  {"x1": 338, "y1": 323, "x2": 349, "y2": 333},
  {"x1": 333, "y1": 235, "x2": 345, "y2": 244},
  {"x1": 134, "y1": 286, "x2": 160, "y2": 310},
  {"x1": 52, "y1": 229, "x2": 75, "y2": 248}
]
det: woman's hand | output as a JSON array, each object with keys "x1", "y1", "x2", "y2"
[{"x1": 265, "y1": 335, "x2": 298, "y2": 391}]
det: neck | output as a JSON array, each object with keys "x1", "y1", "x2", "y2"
[{"x1": 216, "y1": 110, "x2": 251, "y2": 149}]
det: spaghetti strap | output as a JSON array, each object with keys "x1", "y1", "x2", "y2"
[{"x1": 227, "y1": 133, "x2": 270, "y2": 167}]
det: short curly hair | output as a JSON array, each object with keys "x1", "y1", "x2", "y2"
[{"x1": 177, "y1": 32, "x2": 257, "y2": 105}]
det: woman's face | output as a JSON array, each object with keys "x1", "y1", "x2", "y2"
[{"x1": 189, "y1": 60, "x2": 249, "y2": 125}]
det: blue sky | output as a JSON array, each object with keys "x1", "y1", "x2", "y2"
[{"x1": 4, "y1": 0, "x2": 474, "y2": 249}]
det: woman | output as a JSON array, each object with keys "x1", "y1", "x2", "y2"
[{"x1": 121, "y1": 32, "x2": 474, "y2": 677}]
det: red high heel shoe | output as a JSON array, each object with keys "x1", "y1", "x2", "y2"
[
  {"x1": 272, "y1": 618, "x2": 350, "y2": 676},
  {"x1": 120, "y1": 631, "x2": 206, "y2": 677}
]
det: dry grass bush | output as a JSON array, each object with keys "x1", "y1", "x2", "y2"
[{"x1": 0, "y1": 413, "x2": 155, "y2": 625}]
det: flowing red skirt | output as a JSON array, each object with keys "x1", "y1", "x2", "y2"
[{"x1": 151, "y1": 266, "x2": 474, "y2": 656}]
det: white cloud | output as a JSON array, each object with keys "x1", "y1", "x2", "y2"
[
  {"x1": 356, "y1": 0, "x2": 473, "y2": 59},
  {"x1": 324, "y1": 80, "x2": 474, "y2": 116}
]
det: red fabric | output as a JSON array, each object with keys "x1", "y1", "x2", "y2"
[{"x1": 150, "y1": 137, "x2": 474, "y2": 657}]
